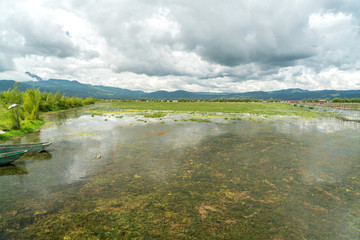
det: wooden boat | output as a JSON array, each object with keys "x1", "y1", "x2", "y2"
[
  {"x1": 0, "y1": 150, "x2": 27, "y2": 166},
  {"x1": 0, "y1": 142, "x2": 52, "y2": 154}
]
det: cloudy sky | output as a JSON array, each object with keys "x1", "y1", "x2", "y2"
[{"x1": 1, "y1": 0, "x2": 360, "y2": 92}]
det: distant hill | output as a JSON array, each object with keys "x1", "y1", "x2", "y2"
[
  {"x1": 0, "y1": 79, "x2": 359, "y2": 100},
  {"x1": 0, "y1": 79, "x2": 145, "y2": 99}
]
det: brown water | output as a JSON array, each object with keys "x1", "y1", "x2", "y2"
[{"x1": 0, "y1": 106, "x2": 359, "y2": 239}]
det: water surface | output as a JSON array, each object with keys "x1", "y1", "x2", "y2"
[{"x1": 0, "y1": 106, "x2": 359, "y2": 239}]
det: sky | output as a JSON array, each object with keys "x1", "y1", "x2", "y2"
[{"x1": 0, "y1": 0, "x2": 360, "y2": 93}]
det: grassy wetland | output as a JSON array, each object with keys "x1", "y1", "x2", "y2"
[
  {"x1": 93, "y1": 101, "x2": 337, "y2": 117},
  {"x1": 0, "y1": 101, "x2": 359, "y2": 239}
]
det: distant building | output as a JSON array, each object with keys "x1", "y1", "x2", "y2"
[
  {"x1": 318, "y1": 100, "x2": 328, "y2": 105},
  {"x1": 290, "y1": 100, "x2": 299, "y2": 104}
]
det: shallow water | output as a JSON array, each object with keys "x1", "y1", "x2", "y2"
[{"x1": 0, "y1": 106, "x2": 359, "y2": 239}]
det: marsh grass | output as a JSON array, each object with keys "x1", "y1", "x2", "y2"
[{"x1": 103, "y1": 101, "x2": 336, "y2": 118}]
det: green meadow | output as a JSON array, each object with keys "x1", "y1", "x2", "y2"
[{"x1": 96, "y1": 101, "x2": 336, "y2": 118}]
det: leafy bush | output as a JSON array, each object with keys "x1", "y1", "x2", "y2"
[{"x1": 0, "y1": 83, "x2": 96, "y2": 131}]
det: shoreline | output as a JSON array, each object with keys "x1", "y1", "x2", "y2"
[{"x1": 0, "y1": 120, "x2": 45, "y2": 141}]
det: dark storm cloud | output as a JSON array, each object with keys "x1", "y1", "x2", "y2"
[
  {"x1": 70, "y1": 0, "x2": 325, "y2": 79},
  {"x1": 167, "y1": 0, "x2": 319, "y2": 67}
]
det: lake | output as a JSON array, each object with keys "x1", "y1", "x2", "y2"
[{"x1": 0, "y1": 105, "x2": 359, "y2": 239}]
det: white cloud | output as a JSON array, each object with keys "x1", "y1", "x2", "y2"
[
  {"x1": 308, "y1": 12, "x2": 360, "y2": 69},
  {"x1": 0, "y1": 0, "x2": 359, "y2": 92}
]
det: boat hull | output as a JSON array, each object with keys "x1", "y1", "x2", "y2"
[
  {"x1": 0, "y1": 150, "x2": 27, "y2": 166},
  {"x1": 0, "y1": 142, "x2": 52, "y2": 154}
]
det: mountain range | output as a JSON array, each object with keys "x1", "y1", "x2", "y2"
[{"x1": 0, "y1": 78, "x2": 359, "y2": 100}]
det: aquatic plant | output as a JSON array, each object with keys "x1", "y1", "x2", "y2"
[
  {"x1": 143, "y1": 112, "x2": 166, "y2": 118},
  {"x1": 183, "y1": 118, "x2": 211, "y2": 123}
]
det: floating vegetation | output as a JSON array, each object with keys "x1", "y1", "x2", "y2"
[
  {"x1": 91, "y1": 113, "x2": 103, "y2": 117},
  {"x1": 183, "y1": 118, "x2": 212, "y2": 123},
  {"x1": 246, "y1": 116, "x2": 265, "y2": 123},
  {"x1": 143, "y1": 112, "x2": 166, "y2": 118},
  {"x1": 68, "y1": 130, "x2": 99, "y2": 137}
]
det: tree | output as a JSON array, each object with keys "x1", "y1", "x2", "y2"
[
  {"x1": 1, "y1": 82, "x2": 23, "y2": 105},
  {"x1": 332, "y1": 98, "x2": 342, "y2": 103},
  {"x1": 2, "y1": 83, "x2": 24, "y2": 129},
  {"x1": 23, "y1": 88, "x2": 42, "y2": 120}
]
